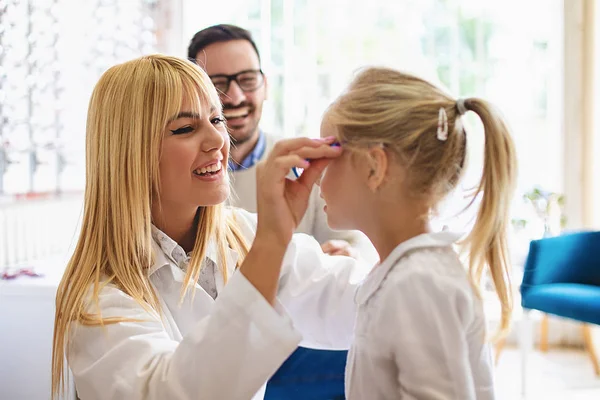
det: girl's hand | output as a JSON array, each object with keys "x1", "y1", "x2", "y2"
[
  {"x1": 321, "y1": 240, "x2": 359, "y2": 259},
  {"x1": 255, "y1": 136, "x2": 342, "y2": 246}
]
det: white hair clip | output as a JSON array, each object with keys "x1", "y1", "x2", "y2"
[{"x1": 437, "y1": 107, "x2": 448, "y2": 141}]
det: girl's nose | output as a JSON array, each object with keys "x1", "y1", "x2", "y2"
[
  {"x1": 315, "y1": 175, "x2": 322, "y2": 187},
  {"x1": 316, "y1": 167, "x2": 329, "y2": 187}
]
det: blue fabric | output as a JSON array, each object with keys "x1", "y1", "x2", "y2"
[
  {"x1": 265, "y1": 347, "x2": 347, "y2": 400},
  {"x1": 521, "y1": 231, "x2": 600, "y2": 293},
  {"x1": 520, "y1": 231, "x2": 600, "y2": 327},
  {"x1": 521, "y1": 284, "x2": 600, "y2": 325},
  {"x1": 228, "y1": 130, "x2": 266, "y2": 171}
]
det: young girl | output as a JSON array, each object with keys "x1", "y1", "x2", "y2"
[
  {"x1": 319, "y1": 67, "x2": 517, "y2": 399},
  {"x1": 51, "y1": 55, "x2": 365, "y2": 400}
]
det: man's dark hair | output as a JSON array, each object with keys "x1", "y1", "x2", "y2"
[{"x1": 187, "y1": 24, "x2": 261, "y2": 64}]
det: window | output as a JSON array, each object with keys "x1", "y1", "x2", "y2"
[
  {"x1": 0, "y1": 0, "x2": 159, "y2": 197},
  {"x1": 184, "y1": 0, "x2": 563, "y2": 242},
  {"x1": 0, "y1": 0, "x2": 161, "y2": 266}
]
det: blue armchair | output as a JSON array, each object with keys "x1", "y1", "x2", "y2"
[{"x1": 519, "y1": 231, "x2": 600, "y2": 396}]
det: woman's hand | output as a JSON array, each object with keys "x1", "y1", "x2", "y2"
[
  {"x1": 254, "y1": 136, "x2": 342, "y2": 246},
  {"x1": 240, "y1": 136, "x2": 341, "y2": 305}
]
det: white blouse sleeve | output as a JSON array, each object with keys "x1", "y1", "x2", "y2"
[
  {"x1": 69, "y1": 272, "x2": 301, "y2": 400},
  {"x1": 276, "y1": 233, "x2": 365, "y2": 349},
  {"x1": 232, "y1": 207, "x2": 368, "y2": 350}
]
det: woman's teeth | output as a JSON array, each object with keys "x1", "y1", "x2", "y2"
[{"x1": 194, "y1": 161, "x2": 222, "y2": 176}]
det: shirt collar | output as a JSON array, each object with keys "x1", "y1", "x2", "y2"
[
  {"x1": 151, "y1": 225, "x2": 187, "y2": 265},
  {"x1": 228, "y1": 130, "x2": 266, "y2": 171},
  {"x1": 148, "y1": 225, "x2": 220, "y2": 276},
  {"x1": 355, "y1": 231, "x2": 463, "y2": 305}
]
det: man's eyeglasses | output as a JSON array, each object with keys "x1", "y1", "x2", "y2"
[{"x1": 209, "y1": 69, "x2": 265, "y2": 94}]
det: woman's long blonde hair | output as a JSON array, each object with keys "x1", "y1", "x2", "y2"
[
  {"x1": 51, "y1": 55, "x2": 248, "y2": 398},
  {"x1": 326, "y1": 67, "x2": 517, "y2": 340}
]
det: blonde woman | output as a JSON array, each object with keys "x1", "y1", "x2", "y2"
[
  {"x1": 52, "y1": 55, "x2": 363, "y2": 400},
  {"x1": 318, "y1": 67, "x2": 517, "y2": 399}
]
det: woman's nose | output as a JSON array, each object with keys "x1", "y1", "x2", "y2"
[{"x1": 202, "y1": 126, "x2": 226, "y2": 152}]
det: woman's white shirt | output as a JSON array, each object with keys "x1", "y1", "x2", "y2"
[
  {"x1": 68, "y1": 208, "x2": 366, "y2": 400},
  {"x1": 345, "y1": 232, "x2": 496, "y2": 400}
]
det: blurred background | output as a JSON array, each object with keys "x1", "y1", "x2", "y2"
[
  {"x1": 1, "y1": 0, "x2": 599, "y2": 399},
  {"x1": 0, "y1": 0, "x2": 572, "y2": 263}
]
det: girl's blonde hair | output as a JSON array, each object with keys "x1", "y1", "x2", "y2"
[
  {"x1": 326, "y1": 66, "x2": 517, "y2": 340},
  {"x1": 51, "y1": 54, "x2": 249, "y2": 398}
]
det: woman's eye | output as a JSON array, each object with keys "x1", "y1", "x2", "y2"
[
  {"x1": 170, "y1": 126, "x2": 194, "y2": 135},
  {"x1": 211, "y1": 116, "x2": 226, "y2": 125}
]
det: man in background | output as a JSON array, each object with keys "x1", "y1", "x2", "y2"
[
  {"x1": 188, "y1": 24, "x2": 377, "y2": 262},
  {"x1": 188, "y1": 24, "x2": 376, "y2": 400}
]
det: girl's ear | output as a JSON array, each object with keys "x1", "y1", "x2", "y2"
[{"x1": 365, "y1": 145, "x2": 389, "y2": 191}]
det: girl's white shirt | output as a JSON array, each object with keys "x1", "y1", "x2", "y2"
[
  {"x1": 68, "y1": 208, "x2": 366, "y2": 400},
  {"x1": 345, "y1": 231, "x2": 496, "y2": 400}
]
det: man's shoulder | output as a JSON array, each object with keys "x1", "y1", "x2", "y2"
[{"x1": 262, "y1": 131, "x2": 280, "y2": 153}]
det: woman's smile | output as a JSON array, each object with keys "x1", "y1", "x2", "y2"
[{"x1": 192, "y1": 160, "x2": 225, "y2": 182}]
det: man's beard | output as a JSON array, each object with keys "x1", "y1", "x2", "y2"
[
  {"x1": 224, "y1": 102, "x2": 258, "y2": 145},
  {"x1": 229, "y1": 124, "x2": 258, "y2": 145}
]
